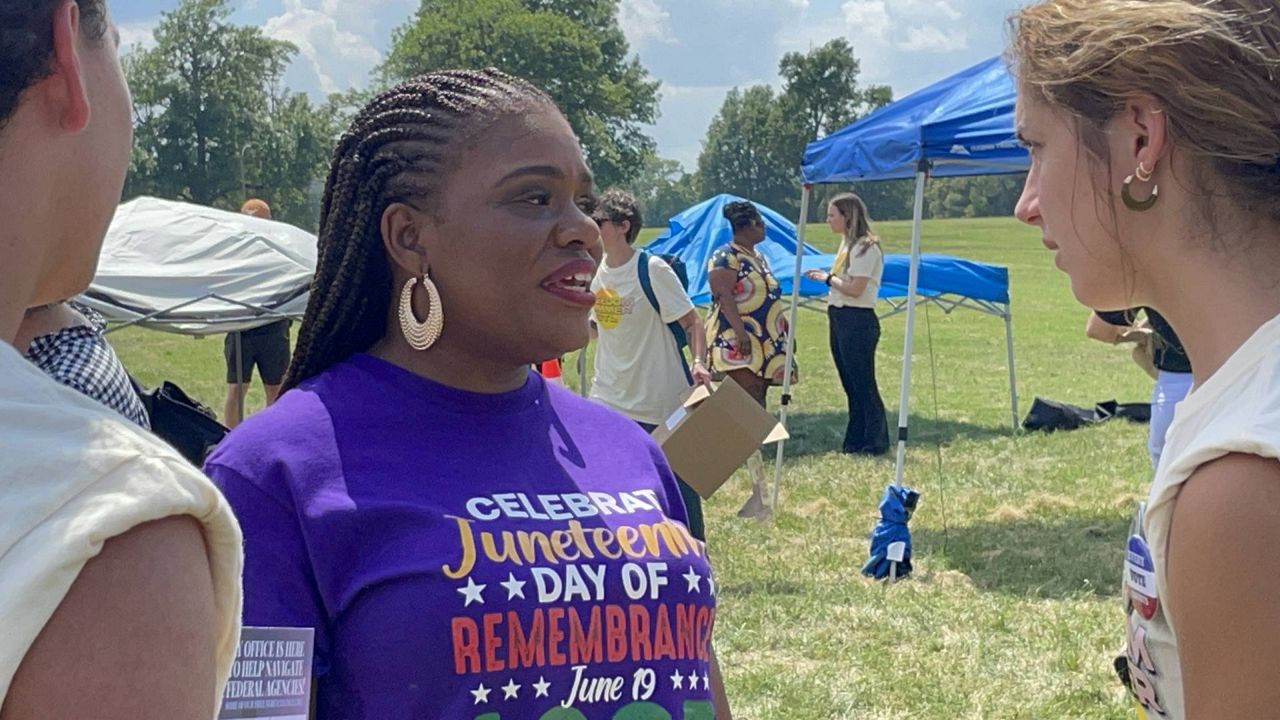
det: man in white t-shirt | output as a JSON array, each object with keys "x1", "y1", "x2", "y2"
[{"x1": 589, "y1": 189, "x2": 713, "y2": 537}]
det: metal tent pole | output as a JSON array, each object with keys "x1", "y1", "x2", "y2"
[
  {"x1": 770, "y1": 184, "x2": 813, "y2": 512},
  {"x1": 1005, "y1": 308, "x2": 1018, "y2": 431},
  {"x1": 892, "y1": 163, "x2": 930, "y2": 489},
  {"x1": 234, "y1": 330, "x2": 245, "y2": 422}
]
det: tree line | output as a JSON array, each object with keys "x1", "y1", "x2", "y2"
[{"x1": 123, "y1": 0, "x2": 1025, "y2": 232}]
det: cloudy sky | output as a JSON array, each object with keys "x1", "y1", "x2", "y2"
[{"x1": 114, "y1": 0, "x2": 1026, "y2": 170}]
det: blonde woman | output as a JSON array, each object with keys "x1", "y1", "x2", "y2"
[
  {"x1": 806, "y1": 193, "x2": 889, "y2": 455},
  {"x1": 1011, "y1": 0, "x2": 1280, "y2": 716}
]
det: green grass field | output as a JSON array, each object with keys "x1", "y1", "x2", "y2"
[{"x1": 111, "y1": 216, "x2": 1150, "y2": 719}]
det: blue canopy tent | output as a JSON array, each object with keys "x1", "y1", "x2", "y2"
[
  {"x1": 775, "y1": 55, "x2": 1029, "y2": 504},
  {"x1": 645, "y1": 194, "x2": 1009, "y2": 309}
]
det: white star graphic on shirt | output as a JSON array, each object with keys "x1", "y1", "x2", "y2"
[
  {"x1": 500, "y1": 572, "x2": 526, "y2": 600},
  {"x1": 502, "y1": 679, "x2": 521, "y2": 700},
  {"x1": 533, "y1": 676, "x2": 551, "y2": 698},
  {"x1": 708, "y1": 574, "x2": 716, "y2": 596},
  {"x1": 683, "y1": 567, "x2": 703, "y2": 593},
  {"x1": 470, "y1": 683, "x2": 491, "y2": 704},
  {"x1": 702, "y1": 672, "x2": 710, "y2": 690},
  {"x1": 670, "y1": 669, "x2": 684, "y2": 689},
  {"x1": 457, "y1": 577, "x2": 486, "y2": 607}
]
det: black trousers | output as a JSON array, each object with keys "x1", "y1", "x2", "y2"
[{"x1": 828, "y1": 306, "x2": 890, "y2": 455}]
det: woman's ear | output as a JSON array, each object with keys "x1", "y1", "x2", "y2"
[
  {"x1": 1117, "y1": 95, "x2": 1170, "y2": 173},
  {"x1": 381, "y1": 202, "x2": 436, "y2": 277}
]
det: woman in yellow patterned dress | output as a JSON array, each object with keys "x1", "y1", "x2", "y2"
[{"x1": 706, "y1": 200, "x2": 795, "y2": 518}]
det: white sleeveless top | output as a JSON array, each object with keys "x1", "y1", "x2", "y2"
[
  {"x1": 0, "y1": 341, "x2": 243, "y2": 708},
  {"x1": 1123, "y1": 312, "x2": 1280, "y2": 719}
]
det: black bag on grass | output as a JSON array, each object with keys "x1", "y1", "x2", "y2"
[
  {"x1": 130, "y1": 376, "x2": 228, "y2": 465},
  {"x1": 1022, "y1": 396, "x2": 1150, "y2": 432}
]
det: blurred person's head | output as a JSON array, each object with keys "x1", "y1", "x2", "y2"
[
  {"x1": 284, "y1": 68, "x2": 601, "y2": 391},
  {"x1": 1009, "y1": 0, "x2": 1280, "y2": 311},
  {"x1": 241, "y1": 198, "x2": 272, "y2": 219},
  {"x1": 723, "y1": 201, "x2": 765, "y2": 246},
  {"x1": 0, "y1": 0, "x2": 131, "y2": 341},
  {"x1": 827, "y1": 192, "x2": 878, "y2": 255},
  {"x1": 593, "y1": 188, "x2": 642, "y2": 250}
]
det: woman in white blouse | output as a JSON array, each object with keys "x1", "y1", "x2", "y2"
[{"x1": 806, "y1": 193, "x2": 890, "y2": 455}]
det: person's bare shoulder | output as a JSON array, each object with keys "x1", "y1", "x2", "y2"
[
  {"x1": 1168, "y1": 453, "x2": 1280, "y2": 717},
  {"x1": 1, "y1": 516, "x2": 219, "y2": 720}
]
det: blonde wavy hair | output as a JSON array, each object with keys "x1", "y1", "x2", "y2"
[
  {"x1": 1008, "y1": 0, "x2": 1280, "y2": 223},
  {"x1": 829, "y1": 192, "x2": 880, "y2": 259}
]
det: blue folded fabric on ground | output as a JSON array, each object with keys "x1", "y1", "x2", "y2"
[{"x1": 863, "y1": 484, "x2": 921, "y2": 580}]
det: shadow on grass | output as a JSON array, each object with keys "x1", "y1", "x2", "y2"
[
  {"x1": 911, "y1": 514, "x2": 1130, "y2": 599},
  {"x1": 717, "y1": 578, "x2": 808, "y2": 598},
  {"x1": 778, "y1": 410, "x2": 1011, "y2": 460}
]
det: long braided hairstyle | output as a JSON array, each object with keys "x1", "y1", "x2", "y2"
[{"x1": 283, "y1": 68, "x2": 554, "y2": 392}]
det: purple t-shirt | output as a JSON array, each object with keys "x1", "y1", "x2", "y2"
[{"x1": 205, "y1": 354, "x2": 718, "y2": 720}]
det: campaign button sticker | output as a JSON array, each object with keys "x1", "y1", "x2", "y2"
[{"x1": 1126, "y1": 535, "x2": 1159, "y2": 621}]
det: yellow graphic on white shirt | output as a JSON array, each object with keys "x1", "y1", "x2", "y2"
[{"x1": 594, "y1": 287, "x2": 624, "y2": 329}]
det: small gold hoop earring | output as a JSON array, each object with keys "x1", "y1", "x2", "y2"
[
  {"x1": 1135, "y1": 162, "x2": 1154, "y2": 183},
  {"x1": 1122, "y1": 174, "x2": 1160, "y2": 212},
  {"x1": 399, "y1": 273, "x2": 444, "y2": 351}
]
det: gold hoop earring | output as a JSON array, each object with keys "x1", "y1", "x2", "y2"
[
  {"x1": 399, "y1": 273, "x2": 444, "y2": 351},
  {"x1": 1135, "y1": 161, "x2": 1154, "y2": 183},
  {"x1": 1122, "y1": 173, "x2": 1160, "y2": 212}
]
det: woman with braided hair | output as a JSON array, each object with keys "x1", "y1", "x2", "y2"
[
  {"x1": 205, "y1": 69, "x2": 732, "y2": 719},
  {"x1": 706, "y1": 200, "x2": 795, "y2": 519},
  {"x1": 1012, "y1": 0, "x2": 1280, "y2": 716}
]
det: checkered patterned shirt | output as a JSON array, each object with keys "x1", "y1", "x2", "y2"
[{"x1": 24, "y1": 304, "x2": 150, "y2": 429}]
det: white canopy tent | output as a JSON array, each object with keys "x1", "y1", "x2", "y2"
[
  {"x1": 82, "y1": 196, "x2": 317, "y2": 335},
  {"x1": 81, "y1": 196, "x2": 318, "y2": 418}
]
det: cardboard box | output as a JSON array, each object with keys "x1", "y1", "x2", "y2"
[{"x1": 650, "y1": 381, "x2": 789, "y2": 499}]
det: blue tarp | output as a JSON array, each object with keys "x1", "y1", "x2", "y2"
[
  {"x1": 645, "y1": 194, "x2": 1009, "y2": 306},
  {"x1": 883, "y1": 254, "x2": 1009, "y2": 304},
  {"x1": 646, "y1": 194, "x2": 827, "y2": 305},
  {"x1": 803, "y1": 56, "x2": 1028, "y2": 184}
]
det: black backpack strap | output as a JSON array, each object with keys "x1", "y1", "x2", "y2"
[
  {"x1": 636, "y1": 251, "x2": 692, "y2": 384},
  {"x1": 636, "y1": 250, "x2": 661, "y2": 315}
]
